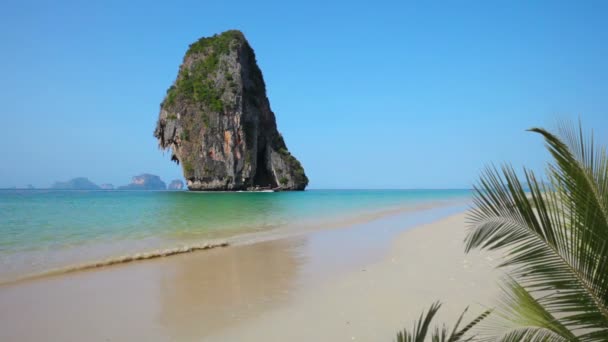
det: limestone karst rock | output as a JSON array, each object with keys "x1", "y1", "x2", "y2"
[
  {"x1": 154, "y1": 30, "x2": 308, "y2": 191},
  {"x1": 168, "y1": 179, "x2": 185, "y2": 190},
  {"x1": 118, "y1": 174, "x2": 166, "y2": 190},
  {"x1": 51, "y1": 177, "x2": 100, "y2": 190}
]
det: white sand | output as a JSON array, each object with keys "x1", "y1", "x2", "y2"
[{"x1": 206, "y1": 212, "x2": 502, "y2": 341}]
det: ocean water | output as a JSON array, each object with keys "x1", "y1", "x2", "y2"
[{"x1": 0, "y1": 189, "x2": 470, "y2": 282}]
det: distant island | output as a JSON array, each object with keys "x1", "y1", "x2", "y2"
[
  {"x1": 118, "y1": 174, "x2": 166, "y2": 190},
  {"x1": 168, "y1": 179, "x2": 185, "y2": 190},
  {"x1": 47, "y1": 176, "x2": 168, "y2": 191},
  {"x1": 51, "y1": 177, "x2": 100, "y2": 190},
  {"x1": 154, "y1": 30, "x2": 308, "y2": 191}
]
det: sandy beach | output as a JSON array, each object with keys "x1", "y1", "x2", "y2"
[{"x1": 0, "y1": 208, "x2": 502, "y2": 341}]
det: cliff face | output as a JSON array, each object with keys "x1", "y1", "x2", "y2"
[{"x1": 154, "y1": 30, "x2": 308, "y2": 191}]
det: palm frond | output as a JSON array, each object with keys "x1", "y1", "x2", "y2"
[
  {"x1": 530, "y1": 125, "x2": 608, "y2": 316},
  {"x1": 465, "y1": 120, "x2": 608, "y2": 340},
  {"x1": 448, "y1": 306, "x2": 492, "y2": 342},
  {"x1": 396, "y1": 302, "x2": 490, "y2": 342},
  {"x1": 397, "y1": 302, "x2": 442, "y2": 342},
  {"x1": 492, "y1": 327, "x2": 573, "y2": 342},
  {"x1": 475, "y1": 277, "x2": 575, "y2": 341}
]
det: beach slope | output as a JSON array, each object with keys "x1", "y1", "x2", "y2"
[{"x1": 0, "y1": 212, "x2": 500, "y2": 342}]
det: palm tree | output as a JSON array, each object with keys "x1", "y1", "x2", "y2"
[{"x1": 396, "y1": 121, "x2": 608, "y2": 341}]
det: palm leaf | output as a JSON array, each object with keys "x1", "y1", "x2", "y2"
[
  {"x1": 396, "y1": 302, "x2": 491, "y2": 342},
  {"x1": 396, "y1": 302, "x2": 442, "y2": 342},
  {"x1": 465, "y1": 120, "x2": 608, "y2": 340},
  {"x1": 476, "y1": 277, "x2": 575, "y2": 341}
]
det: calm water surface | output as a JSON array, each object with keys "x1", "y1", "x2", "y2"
[{"x1": 0, "y1": 189, "x2": 470, "y2": 281}]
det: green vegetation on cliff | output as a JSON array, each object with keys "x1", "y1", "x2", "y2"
[
  {"x1": 186, "y1": 30, "x2": 244, "y2": 57},
  {"x1": 163, "y1": 30, "x2": 244, "y2": 110}
]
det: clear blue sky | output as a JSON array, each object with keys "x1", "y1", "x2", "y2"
[{"x1": 1, "y1": 0, "x2": 607, "y2": 189}]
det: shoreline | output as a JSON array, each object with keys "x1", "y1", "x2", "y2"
[
  {"x1": 0, "y1": 241, "x2": 230, "y2": 286},
  {"x1": 0, "y1": 206, "x2": 499, "y2": 342},
  {"x1": 205, "y1": 212, "x2": 501, "y2": 341},
  {"x1": 0, "y1": 199, "x2": 467, "y2": 286}
]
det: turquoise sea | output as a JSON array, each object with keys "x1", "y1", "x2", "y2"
[{"x1": 0, "y1": 189, "x2": 471, "y2": 282}]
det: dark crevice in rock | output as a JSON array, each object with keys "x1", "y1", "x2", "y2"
[{"x1": 252, "y1": 144, "x2": 277, "y2": 188}]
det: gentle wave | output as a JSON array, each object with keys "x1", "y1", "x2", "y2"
[
  {"x1": 0, "y1": 199, "x2": 471, "y2": 286},
  {"x1": 0, "y1": 241, "x2": 229, "y2": 285}
]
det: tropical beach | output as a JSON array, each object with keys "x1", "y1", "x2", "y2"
[
  {"x1": 0, "y1": 190, "x2": 469, "y2": 283},
  {"x1": 2, "y1": 1, "x2": 608, "y2": 341},
  {"x1": 0, "y1": 206, "x2": 501, "y2": 341}
]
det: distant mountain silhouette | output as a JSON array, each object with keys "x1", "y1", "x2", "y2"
[
  {"x1": 51, "y1": 177, "x2": 100, "y2": 190},
  {"x1": 118, "y1": 174, "x2": 166, "y2": 190}
]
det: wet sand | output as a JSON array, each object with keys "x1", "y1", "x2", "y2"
[
  {"x1": 0, "y1": 200, "x2": 460, "y2": 284},
  {"x1": 0, "y1": 207, "x2": 501, "y2": 341}
]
